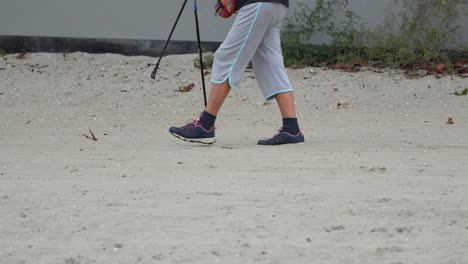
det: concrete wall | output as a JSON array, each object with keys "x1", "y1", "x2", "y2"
[
  {"x1": 0, "y1": 0, "x2": 232, "y2": 41},
  {"x1": 1, "y1": 0, "x2": 466, "y2": 48},
  {"x1": 289, "y1": 0, "x2": 468, "y2": 46}
]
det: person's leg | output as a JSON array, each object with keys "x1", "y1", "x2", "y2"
[
  {"x1": 195, "y1": 81, "x2": 230, "y2": 133},
  {"x1": 257, "y1": 89, "x2": 304, "y2": 145},
  {"x1": 275, "y1": 91, "x2": 297, "y2": 118},
  {"x1": 205, "y1": 81, "x2": 231, "y2": 116},
  {"x1": 169, "y1": 3, "x2": 274, "y2": 144},
  {"x1": 274, "y1": 91, "x2": 301, "y2": 137},
  {"x1": 252, "y1": 5, "x2": 304, "y2": 145},
  {"x1": 210, "y1": 3, "x2": 272, "y2": 91}
]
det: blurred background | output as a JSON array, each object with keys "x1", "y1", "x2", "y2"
[{"x1": 0, "y1": 0, "x2": 466, "y2": 56}]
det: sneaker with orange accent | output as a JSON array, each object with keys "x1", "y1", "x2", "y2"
[
  {"x1": 169, "y1": 118, "x2": 216, "y2": 144},
  {"x1": 258, "y1": 128, "x2": 305, "y2": 145}
]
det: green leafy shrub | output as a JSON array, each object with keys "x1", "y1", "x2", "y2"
[
  {"x1": 194, "y1": 52, "x2": 214, "y2": 68},
  {"x1": 281, "y1": 0, "x2": 468, "y2": 69}
]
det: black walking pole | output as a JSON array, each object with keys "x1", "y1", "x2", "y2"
[
  {"x1": 151, "y1": 0, "x2": 189, "y2": 80},
  {"x1": 193, "y1": 0, "x2": 208, "y2": 107}
]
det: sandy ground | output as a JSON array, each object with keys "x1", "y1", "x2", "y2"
[{"x1": 1, "y1": 52, "x2": 468, "y2": 264}]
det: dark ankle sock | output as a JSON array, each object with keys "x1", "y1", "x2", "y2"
[
  {"x1": 282, "y1": 118, "x2": 300, "y2": 135},
  {"x1": 199, "y1": 111, "x2": 216, "y2": 130}
]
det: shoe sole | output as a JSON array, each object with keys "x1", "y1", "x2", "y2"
[
  {"x1": 170, "y1": 132, "x2": 216, "y2": 145},
  {"x1": 258, "y1": 141, "x2": 305, "y2": 146}
]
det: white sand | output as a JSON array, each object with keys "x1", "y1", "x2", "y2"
[{"x1": 1, "y1": 52, "x2": 468, "y2": 264}]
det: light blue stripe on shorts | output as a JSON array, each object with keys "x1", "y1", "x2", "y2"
[
  {"x1": 211, "y1": 3, "x2": 262, "y2": 89},
  {"x1": 211, "y1": 2, "x2": 293, "y2": 100}
]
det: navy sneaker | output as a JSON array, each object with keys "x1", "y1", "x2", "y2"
[
  {"x1": 258, "y1": 128, "x2": 305, "y2": 145},
  {"x1": 169, "y1": 118, "x2": 216, "y2": 144}
]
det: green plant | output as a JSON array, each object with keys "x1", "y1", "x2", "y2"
[
  {"x1": 454, "y1": 88, "x2": 468, "y2": 96},
  {"x1": 282, "y1": 34, "x2": 333, "y2": 67},
  {"x1": 0, "y1": 49, "x2": 6, "y2": 57},
  {"x1": 365, "y1": 0, "x2": 468, "y2": 67},
  {"x1": 284, "y1": 1, "x2": 340, "y2": 39},
  {"x1": 194, "y1": 52, "x2": 215, "y2": 68},
  {"x1": 282, "y1": 0, "x2": 362, "y2": 66},
  {"x1": 281, "y1": 0, "x2": 468, "y2": 70}
]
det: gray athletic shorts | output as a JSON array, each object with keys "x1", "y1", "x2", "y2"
[{"x1": 211, "y1": 2, "x2": 293, "y2": 100}]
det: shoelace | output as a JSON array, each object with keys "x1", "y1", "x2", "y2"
[
  {"x1": 182, "y1": 118, "x2": 215, "y2": 131},
  {"x1": 272, "y1": 127, "x2": 284, "y2": 138},
  {"x1": 265, "y1": 127, "x2": 284, "y2": 142},
  {"x1": 272, "y1": 127, "x2": 303, "y2": 138},
  {"x1": 182, "y1": 118, "x2": 201, "y2": 130},
  {"x1": 272, "y1": 130, "x2": 282, "y2": 138}
]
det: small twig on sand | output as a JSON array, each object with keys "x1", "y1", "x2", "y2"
[
  {"x1": 89, "y1": 130, "x2": 97, "y2": 140},
  {"x1": 83, "y1": 130, "x2": 98, "y2": 141}
]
